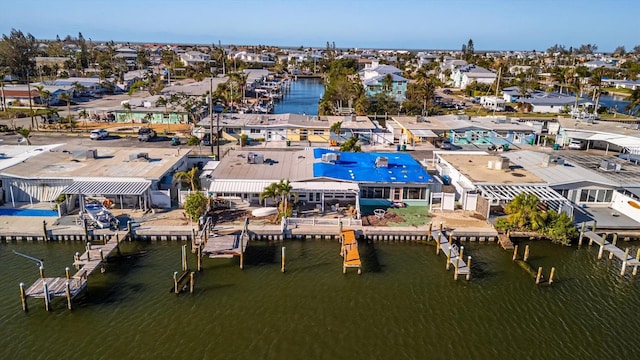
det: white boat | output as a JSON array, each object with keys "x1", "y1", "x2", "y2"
[
  {"x1": 252, "y1": 207, "x2": 278, "y2": 217},
  {"x1": 84, "y1": 203, "x2": 117, "y2": 229}
]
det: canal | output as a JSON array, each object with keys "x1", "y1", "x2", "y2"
[
  {"x1": 1, "y1": 239, "x2": 639, "y2": 359},
  {"x1": 274, "y1": 78, "x2": 324, "y2": 115}
]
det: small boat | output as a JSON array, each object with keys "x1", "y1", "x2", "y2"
[
  {"x1": 84, "y1": 203, "x2": 118, "y2": 229},
  {"x1": 251, "y1": 207, "x2": 278, "y2": 217}
]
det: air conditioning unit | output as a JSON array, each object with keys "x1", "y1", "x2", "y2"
[
  {"x1": 599, "y1": 160, "x2": 621, "y2": 172},
  {"x1": 375, "y1": 156, "x2": 389, "y2": 168},
  {"x1": 247, "y1": 152, "x2": 264, "y2": 164}
]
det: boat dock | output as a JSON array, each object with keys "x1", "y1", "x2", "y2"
[
  {"x1": 340, "y1": 230, "x2": 362, "y2": 274},
  {"x1": 581, "y1": 230, "x2": 640, "y2": 276},
  {"x1": 431, "y1": 228, "x2": 471, "y2": 280},
  {"x1": 19, "y1": 230, "x2": 129, "y2": 311},
  {"x1": 195, "y1": 217, "x2": 250, "y2": 270}
]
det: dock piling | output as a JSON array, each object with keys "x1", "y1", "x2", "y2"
[
  {"x1": 189, "y1": 272, "x2": 195, "y2": 294},
  {"x1": 634, "y1": 250, "x2": 640, "y2": 276},
  {"x1": 446, "y1": 246, "x2": 452, "y2": 270},
  {"x1": 621, "y1": 248, "x2": 630, "y2": 275},
  {"x1": 523, "y1": 245, "x2": 530, "y2": 262},
  {"x1": 548, "y1": 267, "x2": 556, "y2": 285},
  {"x1": 454, "y1": 259, "x2": 459, "y2": 280},
  {"x1": 239, "y1": 234, "x2": 244, "y2": 270},
  {"x1": 281, "y1": 246, "x2": 286, "y2": 273},
  {"x1": 428, "y1": 223, "x2": 432, "y2": 241},
  {"x1": 181, "y1": 245, "x2": 187, "y2": 272},
  {"x1": 65, "y1": 267, "x2": 70, "y2": 279},
  {"x1": 99, "y1": 249, "x2": 104, "y2": 261},
  {"x1": 39, "y1": 265, "x2": 45, "y2": 279},
  {"x1": 43, "y1": 281, "x2": 50, "y2": 311},
  {"x1": 436, "y1": 236, "x2": 441, "y2": 255},
  {"x1": 197, "y1": 245, "x2": 202, "y2": 272},
  {"x1": 459, "y1": 246, "x2": 464, "y2": 262},
  {"x1": 592, "y1": 221, "x2": 597, "y2": 233},
  {"x1": 19, "y1": 283, "x2": 27, "y2": 312},
  {"x1": 512, "y1": 244, "x2": 519, "y2": 261},
  {"x1": 579, "y1": 222, "x2": 586, "y2": 246},
  {"x1": 466, "y1": 256, "x2": 472, "y2": 280},
  {"x1": 173, "y1": 271, "x2": 178, "y2": 294},
  {"x1": 42, "y1": 220, "x2": 48, "y2": 242},
  {"x1": 65, "y1": 281, "x2": 72, "y2": 310},
  {"x1": 535, "y1": 267, "x2": 543, "y2": 284},
  {"x1": 597, "y1": 244, "x2": 604, "y2": 260}
]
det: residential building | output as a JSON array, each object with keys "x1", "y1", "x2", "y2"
[
  {"x1": 179, "y1": 51, "x2": 212, "y2": 67},
  {"x1": 451, "y1": 64, "x2": 496, "y2": 89},
  {"x1": 359, "y1": 60, "x2": 408, "y2": 102}
]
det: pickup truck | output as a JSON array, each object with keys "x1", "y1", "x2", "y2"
[{"x1": 137, "y1": 127, "x2": 157, "y2": 142}]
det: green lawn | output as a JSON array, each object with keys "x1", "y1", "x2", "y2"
[{"x1": 386, "y1": 206, "x2": 430, "y2": 227}]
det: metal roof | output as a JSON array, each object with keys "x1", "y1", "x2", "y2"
[
  {"x1": 62, "y1": 180, "x2": 151, "y2": 196},
  {"x1": 409, "y1": 129, "x2": 438, "y2": 138},
  {"x1": 209, "y1": 180, "x2": 276, "y2": 194}
]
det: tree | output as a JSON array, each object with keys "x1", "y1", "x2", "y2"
[
  {"x1": 339, "y1": 136, "x2": 361, "y2": 152},
  {"x1": 16, "y1": 128, "x2": 31, "y2": 145},
  {"x1": 626, "y1": 88, "x2": 640, "y2": 116},
  {"x1": 503, "y1": 193, "x2": 546, "y2": 231},
  {"x1": 184, "y1": 192, "x2": 207, "y2": 221},
  {"x1": 0, "y1": 29, "x2": 37, "y2": 81},
  {"x1": 35, "y1": 85, "x2": 51, "y2": 108},
  {"x1": 381, "y1": 73, "x2": 394, "y2": 94},
  {"x1": 59, "y1": 92, "x2": 74, "y2": 130},
  {"x1": 544, "y1": 211, "x2": 578, "y2": 245},
  {"x1": 122, "y1": 102, "x2": 132, "y2": 122},
  {"x1": 613, "y1": 46, "x2": 626, "y2": 57},
  {"x1": 330, "y1": 121, "x2": 342, "y2": 135},
  {"x1": 260, "y1": 182, "x2": 280, "y2": 207},
  {"x1": 174, "y1": 166, "x2": 200, "y2": 191},
  {"x1": 277, "y1": 179, "x2": 293, "y2": 215}
]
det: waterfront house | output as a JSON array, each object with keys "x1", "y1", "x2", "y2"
[
  {"x1": 359, "y1": 60, "x2": 408, "y2": 102},
  {"x1": 207, "y1": 148, "x2": 437, "y2": 214},
  {"x1": 0, "y1": 144, "x2": 191, "y2": 211},
  {"x1": 179, "y1": 51, "x2": 213, "y2": 67},
  {"x1": 515, "y1": 90, "x2": 591, "y2": 114}
]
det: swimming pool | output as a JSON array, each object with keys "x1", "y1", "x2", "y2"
[{"x1": 0, "y1": 208, "x2": 59, "y2": 217}]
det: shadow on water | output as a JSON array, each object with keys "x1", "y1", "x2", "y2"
[
  {"x1": 359, "y1": 239, "x2": 383, "y2": 273},
  {"x1": 243, "y1": 242, "x2": 277, "y2": 266}
]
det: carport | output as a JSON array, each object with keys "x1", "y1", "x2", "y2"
[{"x1": 61, "y1": 179, "x2": 152, "y2": 212}]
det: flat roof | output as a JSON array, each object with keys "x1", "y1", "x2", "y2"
[
  {"x1": 212, "y1": 149, "x2": 315, "y2": 181},
  {"x1": 324, "y1": 115, "x2": 376, "y2": 130},
  {"x1": 558, "y1": 117, "x2": 640, "y2": 138},
  {"x1": 313, "y1": 149, "x2": 432, "y2": 184},
  {"x1": 439, "y1": 153, "x2": 545, "y2": 184},
  {"x1": 1, "y1": 146, "x2": 190, "y2": 180}
]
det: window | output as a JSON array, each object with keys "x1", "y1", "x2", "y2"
[
  {"x1": 596, "y1": 190, "x2": 606, "y2": 202},
  {"x1": 403, "y1": 187, "x2": 426, "y2": 200},
  {"x1": 361, "y1": 187, "x2": 391, "y2": 199},
  {"x1": 250, "y1": 129, "x2": 261, "y2": 134},
  {"x1": 313, "y1": 130, "x2": 324, "y2": 135},
  {"x1": 604, "y1": 190, "x2": 613, "y2": 202},
  {"x1": 580, "y1": 190, "x2": 588, "y2": 202}
]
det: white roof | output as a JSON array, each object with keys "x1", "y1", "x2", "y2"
[
  {"x1": 409, "y1": 129, "x2": 438, "y2": 138},
  {"x1": 209, "y1": 179, "x2": 360, "y2": 194},
  {"x1": 63, "y1": 179, "x2": 151, "y2": 196}
]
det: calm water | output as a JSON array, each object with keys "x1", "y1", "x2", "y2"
[
  {"x1": 1, "y1": 239, "x2": 639, "y2": 359},
  {"x1": 274, "y1": 78, "x2": 324, "y2": 115}
]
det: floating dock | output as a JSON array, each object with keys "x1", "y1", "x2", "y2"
[
  {"x1": 195, "y1": 217, "x2": 250, "y2": 270},
  {"x1": 20, "y1": 230, "x2": 129, "y2": 311},
  {"x1": 340, "y1": 230, "x2": 362, "y2": 274}
]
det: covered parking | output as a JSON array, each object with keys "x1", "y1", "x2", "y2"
[{"x1": 61, "y1": 179, "x2": 152, "y2": 213}]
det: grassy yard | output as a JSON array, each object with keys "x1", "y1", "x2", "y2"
[{"x1": 385, "y1": 206, "x2": 430, "y2": 227}]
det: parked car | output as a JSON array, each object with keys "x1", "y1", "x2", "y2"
[
  {"x1": 568, "y1": 140, "x2": 584, "y2": 150},
  {"x1": 201, "y1": 133, "x2": 211, "y2": 146},
  {"x1": 90, "y1": 129, "x2": 109, "y2": 140},
  {"x1": 137, "y1": 127, "x2": 157, "y2": 142},
  {"x1": 436, "y1": 138, "x2": 452, "y2": 150}
]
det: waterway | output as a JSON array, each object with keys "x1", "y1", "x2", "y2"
[
  {"x1": 274, "y1": 78, "x2": 324, "y2": 115},
  {"x1": 1, "y1": 239, "x2": 639, "y2": 359}
]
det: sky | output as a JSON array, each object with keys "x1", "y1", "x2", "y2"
[{"x1": 1, "y1": 0, "x2": 638, "y2": 52}]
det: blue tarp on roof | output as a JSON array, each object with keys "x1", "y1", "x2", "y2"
[{"x1": 313, "y1": 149, "x2": 433, "y2": 183}]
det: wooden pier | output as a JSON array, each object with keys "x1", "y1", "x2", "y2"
[
  {"x1": 581, "y1": 230, "x2": 640, "y2": 276},
  {"x1": 19, "y1": 230, "x2": 128, "y2": 311},
  {"x1": 340, "y1": 230, "x2": 362, "y2": 274},
  {"x1": 431, "y1": 227, "x2": 471, "y2": 280},
  {"x1": 195, "y1": 217, "x2": 250, "y2": 270}
]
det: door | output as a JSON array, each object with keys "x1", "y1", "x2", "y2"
[{"x1": 393, "y1": 188, "x2": 402, "y2": 201}]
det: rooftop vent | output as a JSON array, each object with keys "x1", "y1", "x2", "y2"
[{"x1": 71, "y1": 149, "x2": 98, "y2": 161}]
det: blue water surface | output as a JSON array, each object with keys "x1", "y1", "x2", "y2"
[{"x1": 0, "y1": 208, "x2": 58, "y2": 217}]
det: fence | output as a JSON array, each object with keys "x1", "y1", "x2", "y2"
[{"x1": 285, "y1": 217, "x2": 362, "y2": 227}]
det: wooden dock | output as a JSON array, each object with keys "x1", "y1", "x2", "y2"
[
  {"x1": 196, "y1": 217, "x2": 249, "y2": 269},
  {"x1": 582, "y1": 230, "x2": 640, "y2": 276},
  {"x1": 340, "y1": 230, "x2": 362, "y2": 274},
  {"x1": 432, "y1": 231, "x2": 471, "y2": 280},
  {"x1": 20, "y1": 230, "x2": 128, "y2": 311}
]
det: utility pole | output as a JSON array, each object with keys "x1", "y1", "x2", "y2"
[
  {"x1": 209, "y1": 74, "x2": 214, "y2": 155},
  {"x1": 216, "y1": 112, "x2": 221, "y2": 160},
  {"x1": 26, "y1": 69, "x2": 36, "y2": 130}
]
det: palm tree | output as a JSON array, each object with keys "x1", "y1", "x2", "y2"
[
  {"x1": 260, "y1": 182, "x2": 280, "y2": 208},
  {"x1": 381, "y1": 73, "x2": 394, "y2": 95},
  {"x1": 16, "y1": 128, "x2": 31, "y2": 145},
  {"x1": 277, "y1": 179, "x2": 293, "y2": 214},
  {"x1": 626, "y1": 88, "x2": 640, "y2": 116},
  {"x1": 173, "y1": 167, "x2": 200, "y2": 191},
  {"x1": 34, "y1": 85, "x2": 51, "y2": 108},
  {"x1": 589, "y1": 68, "x2": 603, "y2": 116},
  {"x1": 59, "y1": 92, "x2": 74, "y2": 131},
  {"x1": 504, "y1": 193, "x2": 546, "y2": 231},
  {"x1": 122, "y1": 102, "x2": 132, "y2": 122}
]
